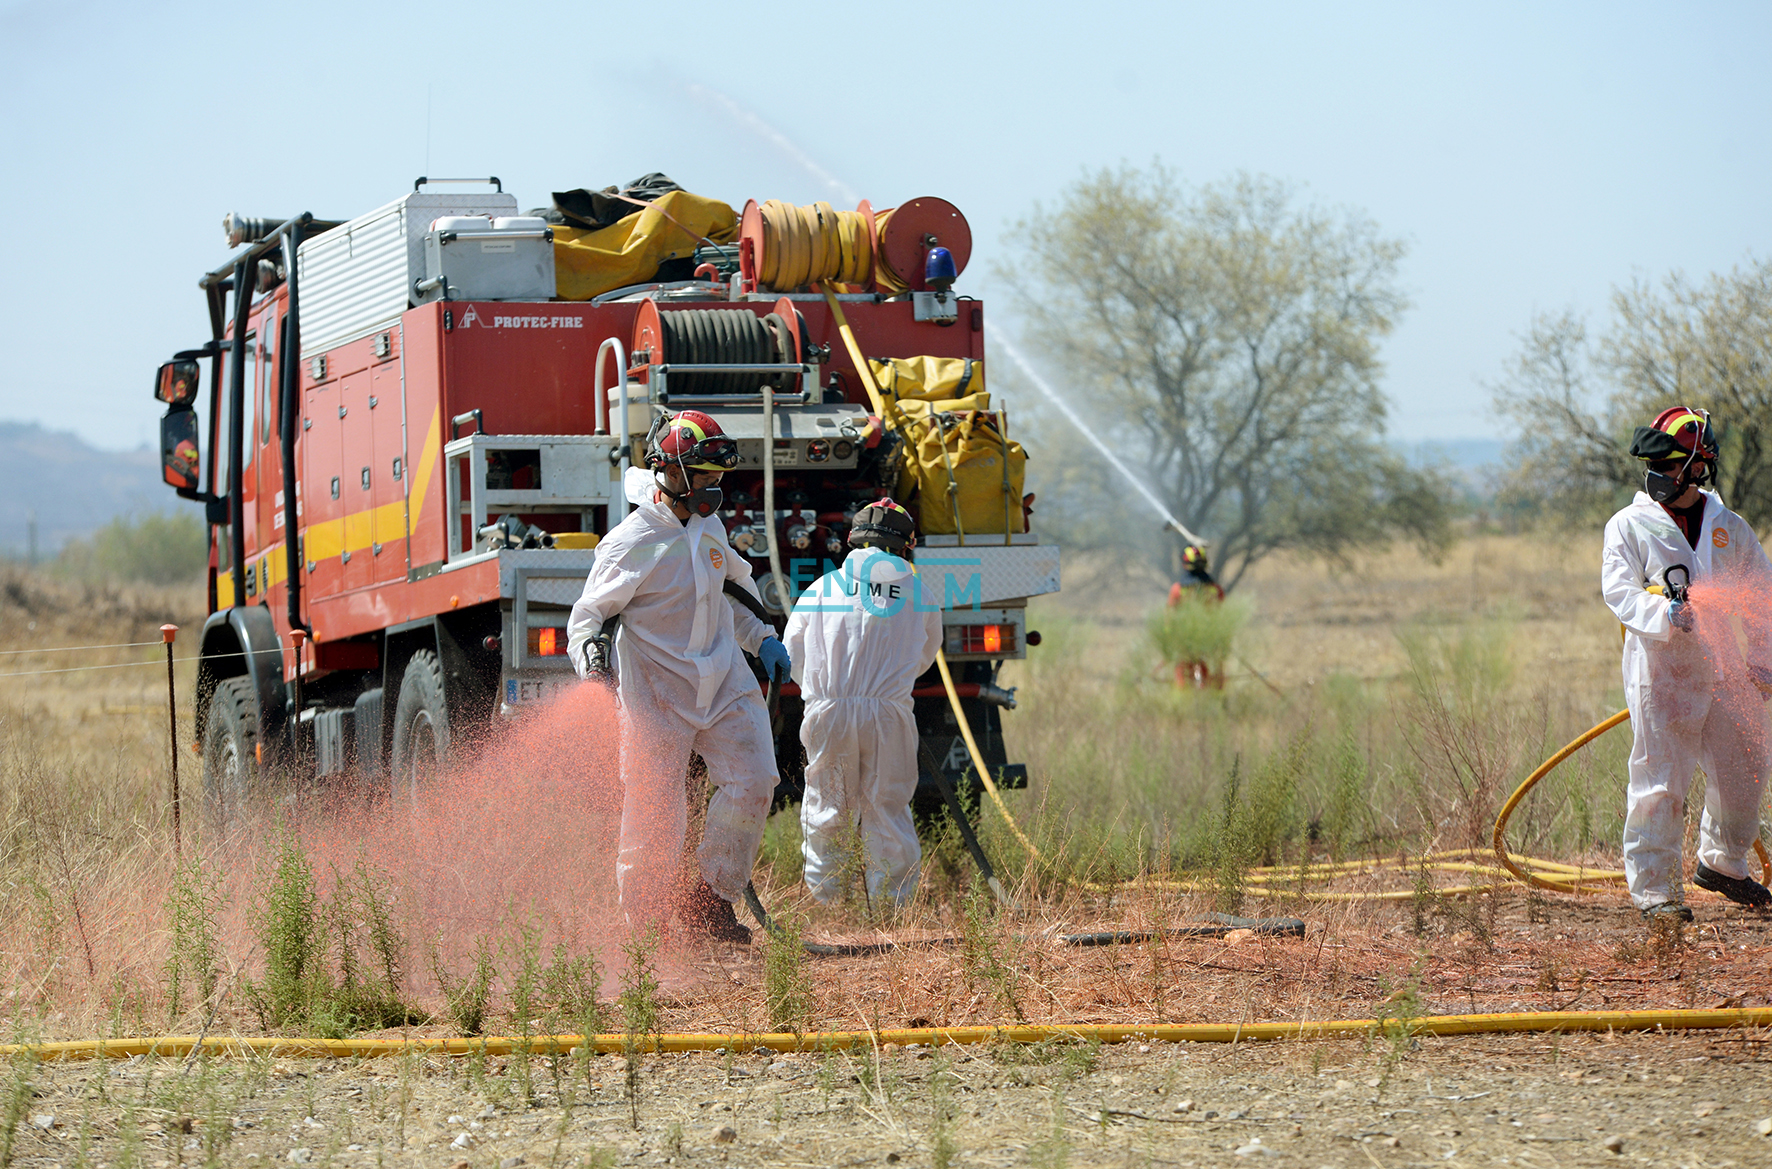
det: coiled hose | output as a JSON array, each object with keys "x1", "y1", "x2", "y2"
[
  {"x1": 754, "y1": 200, "x2": 875, "y2": 289},
  {"x1": 1493, "y1": 708, "x2": 1772, "y2": 891},
  {"x1": 657, "y1": 308, "x2": 788, "y2": 396}
]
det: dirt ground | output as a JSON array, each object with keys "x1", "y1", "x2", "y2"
[{"x1": 9, "y1": 1026, "x2": 1772, "y2": 1168}]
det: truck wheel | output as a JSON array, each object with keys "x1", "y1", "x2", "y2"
[
  {"x1": 391, "y1": 648, "x2": 449, "y2": 808},
  {"x1": 202, "y1": 675, "x2": 259, "y2": 831}
]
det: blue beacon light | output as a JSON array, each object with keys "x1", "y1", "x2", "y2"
[{"x1": 925, "y1": 246, "x2": 957, "y2": 291}]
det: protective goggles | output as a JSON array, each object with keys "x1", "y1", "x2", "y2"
[{"x1": 676, "y1": 435, "x2": 740, "y2": 470}]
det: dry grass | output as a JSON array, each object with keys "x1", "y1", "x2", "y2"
[{"x1": 995, "y1": 532, "x2": 1644, "y2": 878}]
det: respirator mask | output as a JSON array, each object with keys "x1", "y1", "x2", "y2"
[
  {"x1": 657, "y1": 473, "x2": 725, "y2": 518},
  {"x1": 1644, "y1": 455, "x2": 1711, "y2": 504}
]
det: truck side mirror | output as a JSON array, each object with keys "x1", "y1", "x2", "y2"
[
  {"x1": 155, "y1": 359, "x2": 200, "y2": 406},
  {"x1": 161, "y1": 407, "x2": 201, "y2": 490}
]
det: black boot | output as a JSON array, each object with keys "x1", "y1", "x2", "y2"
[
  {"x1": 1693, "y1": 863, "x2": 1772, "y2": 908},
  {"x1": 678, "y1": 879, "x2": 753, "y2": 944},
  {"x1": 1640, "y1": 901, "x2": 1693, "y2": 922}
]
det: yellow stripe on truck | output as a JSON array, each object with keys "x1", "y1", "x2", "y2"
[
  {"x1": 408, "y1": 406, "x2": 441, "y2": 520},
  {"x1": 216, "y1": 409, "x2": 445, "y2": 612},
  {"x1": 300, "y1": 408, "x2": 440, "y2": 565}
]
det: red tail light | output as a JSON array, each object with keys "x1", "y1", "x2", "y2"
[
  {"x1": 945, "y1": 623, "x2": 1017, "y2": 656},
  {"x1": 528, "y1": 627, "x2": 563, "y2": 656}
]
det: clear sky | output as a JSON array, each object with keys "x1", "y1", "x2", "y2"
[{"x1": 2, "y1": 0, "x2": 1767, "y2": 452}]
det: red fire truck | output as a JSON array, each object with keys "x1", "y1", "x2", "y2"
[{"x1": 150, "y1": 178, "x2": 1059, "y2": 824}]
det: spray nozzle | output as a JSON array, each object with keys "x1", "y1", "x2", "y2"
[{"x1": 1663, "y1": 564, "x2": 1691, "y2": 605}]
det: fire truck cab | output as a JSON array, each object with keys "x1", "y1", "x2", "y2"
[{"x1": 151, "y1": 178, "x2": 1058, "y2": 826}]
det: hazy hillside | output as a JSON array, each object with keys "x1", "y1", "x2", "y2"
[{"x1": 0, "y1": 421, "x2": 198, "y2": 559}]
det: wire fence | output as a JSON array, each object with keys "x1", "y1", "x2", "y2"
[{"x1": 0, "y1": 646, "x2": 258, "y2": 680}]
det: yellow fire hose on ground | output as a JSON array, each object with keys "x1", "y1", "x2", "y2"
[{"x1": 7, "y1": 1007, "x2": 1772, "y2": 1061}]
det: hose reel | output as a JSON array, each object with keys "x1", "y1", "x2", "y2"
[{"x1": 629, "y1": 301, "x2": 806, "y2": 397}]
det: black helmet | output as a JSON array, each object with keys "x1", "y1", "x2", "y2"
[{"x1": 847, "y1": 498, "x2": 916, "y2": 553}]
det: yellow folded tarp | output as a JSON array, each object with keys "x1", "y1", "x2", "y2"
[{"x1": 553, "y1": 191, "x2": 738, "y2": 300}]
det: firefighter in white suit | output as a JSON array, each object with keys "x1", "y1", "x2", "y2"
[
  {"x1": 1602, "y1": 407, "x2": 1772, "y2": 919},
  {"x1": 784, "y1": 500, "x2": 944, "y2": 906},
  {"x1": 567, "y1": 411, "x2": 792, "y2": 943}
]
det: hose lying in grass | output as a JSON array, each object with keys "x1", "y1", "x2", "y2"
[
  {"x1": 11, "y1": 1007, "x2": 1771, "y2": 1061},
  {"x1": 1492, "y1": 708, "x2": 1771, "y2": 892},
  {"x1": 741, "y1": 884, "x2": 1303, "y2": 957}
]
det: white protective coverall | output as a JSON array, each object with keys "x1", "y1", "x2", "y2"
[
  {"x1": 783, "y1": 548, "x2": 944, "y2": 905},
  {"x1": 566, "y1": 490, "x2": 777, "y2": 923},
  {"x1": 1602, "y1": 489, "x2": 1772, "y2": 908}
]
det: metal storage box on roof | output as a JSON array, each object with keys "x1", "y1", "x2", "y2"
[
  {"x1": 418, "y1": 215, "x2": 556, "y2": 304},
  {"x1": 296, "y1": 191, "x2": 519, "y2": 358}
]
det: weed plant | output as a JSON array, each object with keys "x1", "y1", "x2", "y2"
[
  {"x1": 929, "y1": 1050, "x2": 958, "y2": 1169},
  {"x1": 242, "y1": 839, "x2": 419, "y2": 1036},
  {"x1": 959, "y1": 880, "x2": 1024, "y2": 1021},
  {"x1": 617, "y1": 928, "x2": 662, "y2": 1129},
  {"x1": 162, "y1": 857, "x2": 221, "y2": 1027},
  {"x1": 1371, "y1": 963, "x2": 1426, "y2": 1095},
  {"x1": 511, "y1": 922, "x2": 542, "y2": 1104},
  {"x1": 0, "y1": 1050, "x2": 34, "y2": 1168},
  {"x1": 757, "y1": 809, "x2": 805, "y2": 889},
  {"x1": 433, "y1": 937, "x2": 497, "y2": 1037},
  {"x1": 761, "y1": 913, "x2": 815, "y2": 1035}
]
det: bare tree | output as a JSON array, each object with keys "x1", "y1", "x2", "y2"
[
  {"x1": 1493, "y1": 258, "x2": 1772, "y2": 528},
  {"x1": 1488, "y1": 312, "x2": 1638, "y2": 523},
  {"x1": 1001, "y1": 166, "x2": 1451, "y2": 589}
]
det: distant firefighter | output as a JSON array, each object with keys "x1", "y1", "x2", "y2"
[
  {"x1": 783, "y1": 499, "x2": 943, "y2": 906},
  {"x1": 1605, "y1": 406, "x2": 1772, "y2": 920},
  {"x1": 1167, "y1": 544, "x2": 1225, "y2": 690}
]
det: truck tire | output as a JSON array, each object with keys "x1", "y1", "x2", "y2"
[
  {"x1": 390, "y1": 648, "x2": 449, "y2": 808},
  {"x1": 202, "y1": 675, "x2": 259, "y2": 831}
]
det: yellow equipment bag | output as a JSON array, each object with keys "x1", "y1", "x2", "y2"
[
  {"x1": 868, "y1": 356, "x2": 987, "y2": 415},
  {"x1": 553, "y1": 191, "x2": 738, "y2": 300},
  {"x1": 893, "y1": 392, "x2": 991, "y2": 421},
  {"x1": 897, "y1": 410, "x2": 1027, "y2": 537}
]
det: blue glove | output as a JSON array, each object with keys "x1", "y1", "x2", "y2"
[
  {"x1": 1749, "y1": 665, "x2": 1772, "y2": 700},
  {"x1": 1669, "y1": 599, "x2": 1695, "y2": 632},
  {"x1": 758, "y1": 638, "x2": 791, "y2": 683}
]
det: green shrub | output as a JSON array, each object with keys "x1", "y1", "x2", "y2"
[
  {"x1": 1147, "y1": 592, "x2": 1251, "y2": 667},
  {"x1": 54, "y1": 510, "x2": 208, "y2": 585},
  {"x1": 243, "y1": 839, "x2": 421, "y2": 1036}
]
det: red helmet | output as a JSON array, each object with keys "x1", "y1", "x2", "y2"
[
  {"x1": 1650, "y1": 407, "x2": 1717, "y2": 460},
  {"x1": 646, "y1": 410, "x2": 740, "y2": 472},
  {"x1": 1630, "y1": 406, "x2": 1718, "y2": 503}
]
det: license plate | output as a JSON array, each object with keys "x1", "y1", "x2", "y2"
[{"x1": 503, "y1": 675, "x2": 573, "y2": 708}]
